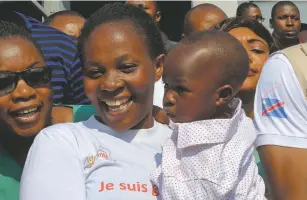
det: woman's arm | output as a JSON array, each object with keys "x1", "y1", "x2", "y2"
[{"x1": 258, "y1": 146, "x2": 307, "y2": 200}]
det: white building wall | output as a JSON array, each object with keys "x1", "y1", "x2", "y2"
[{"x1": 42, "y1": 0, "x2": 71, "y2": 16}]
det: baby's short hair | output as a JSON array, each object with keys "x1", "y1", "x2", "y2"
[{"x1": 182, "y1": 30, "x2": 249, "y2": 93}]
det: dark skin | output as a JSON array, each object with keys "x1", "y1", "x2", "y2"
[
  {"x1": 0, "y1": 37, "x2": 52, "y2": 166},
  {"x1": 258, "y1": 146, "x2": 307, "y2": 200},
  {"x1": 83, "y1": 20, "x2": 164, "y2": 132},
  {"x1": 49, "y1": 15, "x2": 85, "y2": 39},
  {"x1": 270, "y1": 4, "x2": 301, "y2": 49},
  {"x1": 126, "y1": 1, "x2": 161, "y2": 23},
  {"x1": 163, "y1": 43, "x2": 234, "y2": 123},
  {"x1": 183, "y1": 5, "x2": 227, "y2": 37},
  {"x1": 243, "y1": 6, "x2": 264, "y2": 24},
  {"x1": 51, "y1": 105, "x2": 73, "y2": 124}
]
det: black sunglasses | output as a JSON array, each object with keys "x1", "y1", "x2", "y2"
[{"x1": 0, "y1": 67, "x2": 52, "y2": 96}]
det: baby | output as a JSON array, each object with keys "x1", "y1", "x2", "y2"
[{"x1": 151, "y1": 30, "x2": 266, "y2": 199}]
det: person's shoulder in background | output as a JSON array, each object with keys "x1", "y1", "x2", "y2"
[
  {"x1": 16, "y1": 12, "x2": 90, "y2": 105},
  {"x1": 299, "y1": 30, "x2": 307, "y2": 43}
]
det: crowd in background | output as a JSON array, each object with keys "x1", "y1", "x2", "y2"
[{"x1": 0, "y1": 1, "x2": 307, "y2": 200}]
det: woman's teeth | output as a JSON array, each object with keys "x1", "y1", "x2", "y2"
[
  {"x1": 17, "y1": 107, "x2": 38, "y2": 115},
  {"x1": 104, "y1": 99, "x2": 129, "y2": 106},
  {"x1": 103, "y1": 98, "x2": 132, "y2": 113}
]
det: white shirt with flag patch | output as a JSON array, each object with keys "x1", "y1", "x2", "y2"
[
  {"x1": 254, "y1": 53, "x2": 307, "y2": 149},
  {"x1": 151, "y1": 98, "x2": 266, "y2": 200}
]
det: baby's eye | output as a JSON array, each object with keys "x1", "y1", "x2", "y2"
[{"x1": 176, "y1": 86, "x2": 186, "y2": 93}]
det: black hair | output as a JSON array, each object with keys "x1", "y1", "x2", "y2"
[
  {"x1": 0, "y1": 10, "x2": 27, "y2": 29},
  {"x1": 181, "y1": 30, "x2": 249, "y2": 91},
  {"x1": 271, "y1": 1, "x2": 299, "y2": 19},
  {"x1": 0, "y1": 20, "x2": 43, "y2": 57},
  {"x1": 44, "y1": 10, "x2": 85, "y2": 25},
  {"x1": 215, "y1": 17, "x2": 273, "y2": 52},
  {"x1": 79, "y1": 3, "x2": 165, "y2": 61},
  {"x1": 126, "y1": 0, "x2": 160, "y2": 12},
  {"x1": 236, "y1": 2, "x2": 260, "y2": 17}
]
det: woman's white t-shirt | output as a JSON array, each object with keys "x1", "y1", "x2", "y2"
[
  {"x1": 153, "y1": 78, "x2": 165, "y2": 108},
  {"x1": 20, "y1": 116, "x2": 172, "y2": 200}
]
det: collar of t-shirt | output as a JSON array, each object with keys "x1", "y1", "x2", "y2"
[
  {"x1": 170, "y1": 98, "x2": 246, "y2": 148},
  {"x1": 83, "y1": 115, "x2": 161, "y2": 142}
]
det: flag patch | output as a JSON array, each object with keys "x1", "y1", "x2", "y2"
[{"x1": 262, "y1": 98, "x2": 287, "y2": 118}]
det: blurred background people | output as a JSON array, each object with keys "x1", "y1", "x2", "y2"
[
  {"x1": 182, "y1": 3, "x2": 227, "y2": 37},
  {"x1": 44, "y1": 10, "x2": 85, "y2": 40},
  {"x1": 126, "y1": 0, "x2": 177, "y2": 53},
  {"x1": 270, "y1": 1, "x2": 301, "y2": 52},
  {"x1": 236, "y1": 2, "x2": 264, "y2": 24}
]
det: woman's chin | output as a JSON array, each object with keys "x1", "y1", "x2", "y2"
[
  {"x1": 240, "y1": 82, "x2": 257, "y2": 93},
  {"x1": 14, "y1": 128, "x2": 41, "y2": 137}
]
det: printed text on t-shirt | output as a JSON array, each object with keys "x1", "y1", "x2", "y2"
[{"x1": 99, "y1": 181, "x2": 159, "y2": 196}]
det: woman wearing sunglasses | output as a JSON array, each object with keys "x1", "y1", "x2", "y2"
[{"x1": 0, "y1": 21, "x2": 53, "y2": 200}]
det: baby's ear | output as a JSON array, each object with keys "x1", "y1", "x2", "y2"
[
  {"x1": 215, "y1": 85, "x2": 233, "y2": 107},
  {"x1": 154, "y1": 54, "x2": 165, "y2": 82}
]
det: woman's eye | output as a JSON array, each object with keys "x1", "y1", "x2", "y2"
[
  {"x1": 85, "y1": 70, "x2": 103, "y2": 79},
  {"x1": 251, "y1": 49, "x2": 264, "y2": 54},
  {"x1": 120, "y1": 64, "x2": 137, "y2": 74}
]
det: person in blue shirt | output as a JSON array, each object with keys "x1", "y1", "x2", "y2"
[{"x1": 0, "y1": 10, "x2": 89, "y2": 105}]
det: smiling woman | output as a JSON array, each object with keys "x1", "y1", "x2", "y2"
[
  {"x1": 0, "y1": 20, "x2": 52, "y2": 200},
  {"x1": 216, "y1": 17, "x2": 273, "y2": 118},
  {"x1": 20, "y1": 3, "x2": 172, "y2": 200}
]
